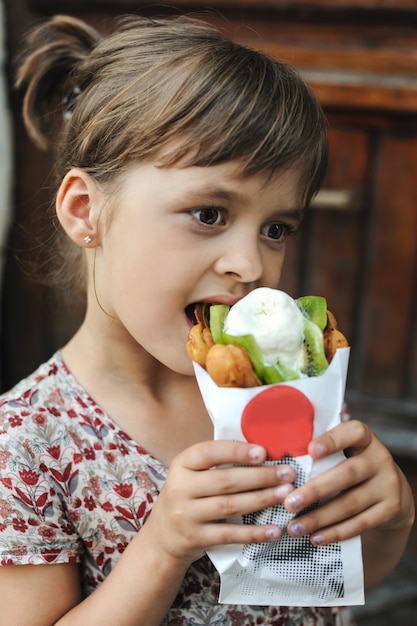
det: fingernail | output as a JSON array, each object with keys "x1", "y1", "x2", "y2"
[
  {"x1": 286, "y1": 493, "x2": 304, "y2": 511},
  {"x1": 275, "y1": 484, "x2": 292, "y2": 498},
  {"x1": 313, "y1": 442, "x2": 327, "y2": 458},
  {"x1": 311, "y1": 534, "x2": 325, "y2": 545},
  {"x1": 249, "y1": 445, "x2": 264, "y2": 461},
  {"x1": 266, "y1": 528, "x2": 280, "y2": 540},
  {"x1": 289, "y1": 521, "x2": 305, "y2": 537},
  {"x1": 276, "y1": 466, "x2": 293, "y2": 481}
]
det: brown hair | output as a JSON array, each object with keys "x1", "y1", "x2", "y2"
[{"x1": 16, "y1": 13, "x2": 328, "y2": 296}]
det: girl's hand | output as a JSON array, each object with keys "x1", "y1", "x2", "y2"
[
  {"x1": 284, "y1": 419, "x2": 415, "y2": 546},
  {"x1": 143, "y1": 440, "x2": 296, "y2": 567}
]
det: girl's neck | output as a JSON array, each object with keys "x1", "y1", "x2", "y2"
[{"x1": 61, "y1": 325, "x2": 212, "y2": 466}]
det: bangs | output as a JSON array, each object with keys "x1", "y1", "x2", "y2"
[{"x1": 147, "y1": 45, "x2": 328, "y2": 205}]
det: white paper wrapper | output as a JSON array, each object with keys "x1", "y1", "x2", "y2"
[{"x1": 194, "y1": 347, "x2": 365, "y2": 606}]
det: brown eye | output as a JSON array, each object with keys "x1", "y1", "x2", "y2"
[
  {"x1": 192, "y1": 207, "x2": 224, "y2": 226},
  {"x1": 262, "y1": 222, "x2": 285, "y2": 240}
]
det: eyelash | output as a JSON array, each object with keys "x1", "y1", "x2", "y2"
[
  {"x1": 260, "y1": 222, "x2": 297, "y2": 242},
  {"x1": 190, "y1": 206, "x2": 297, "y2": 244},
  {"x1": 190, "y1": 206, "x2": 226, "y2": 227}
]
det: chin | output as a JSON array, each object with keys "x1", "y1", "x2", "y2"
[
  {"x1": 176, "y1": 361, "x2": 197, "y2": 378},
  {"x1": 162, "y1": 351, "x2": 196, "y2": 378}
]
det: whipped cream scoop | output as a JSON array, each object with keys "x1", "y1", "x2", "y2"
[{"x1": 223, "y1": 288, "x2": 305, "y2": 371}]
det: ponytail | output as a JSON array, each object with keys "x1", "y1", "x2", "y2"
[{"x1": 15, "y1": 15, "x2": 101, "y2": 150}]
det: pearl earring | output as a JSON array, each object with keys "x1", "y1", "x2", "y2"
[{"x1": 83, "y1": 235, "x2": 92, "y2": 244}]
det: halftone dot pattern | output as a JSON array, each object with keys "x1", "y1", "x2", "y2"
[{"x1": 241, "y1": 456, "x2": 344, "y2": 603}]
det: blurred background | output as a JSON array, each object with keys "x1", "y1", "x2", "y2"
[{"x1": 0, "y1": 1, "x2": 416, "y2": 623}]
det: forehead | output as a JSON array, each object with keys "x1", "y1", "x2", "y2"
[
  {"x1": 166, "y1": 160, "x2": 306, "y2": 208},
  {"x1": 118, "y1": 158, "x2": 305, "y2": 217},
  {"x1": 135, "y1": 152, "x2": 301, "y2": 183}
]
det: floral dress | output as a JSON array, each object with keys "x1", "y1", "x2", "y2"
[{"x1": 0, "y1": 353, "x2": 355, "y2": 625}]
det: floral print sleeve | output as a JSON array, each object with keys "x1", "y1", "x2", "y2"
[
  {"x1": 0, "y1": 428, "x2": 83, "y2": 566},
  {"x1": 0, "y1": 354, "x2": 166, "y2": 583},
  {"x1": 0, "y1": 354, "x2": 355, "y2": 626}
]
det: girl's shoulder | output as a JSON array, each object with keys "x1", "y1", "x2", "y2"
[
  {"x1": 0, "y1": 352, "x2": 86, "y2": 431},
  {"x1": 1, "y1": 353, "x2": 67, "y2": 416},
  {"x1": 0, "y1": 354, "x2": 89, "y2": 467},
  {"x1": 0, "y1": 352, "x2": 168, "y2": 479}
]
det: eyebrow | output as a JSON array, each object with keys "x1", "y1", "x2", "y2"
[
  {"x1": 184, "y1": 185, "x2": 240, "y2": 203},
  {"x1": 275, "y1": 207, "x2": 304, "y2": 223}
]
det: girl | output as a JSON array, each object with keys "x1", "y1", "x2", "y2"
[{"x1": 0, "y1": 14, "x2": 413, "y2": 626}]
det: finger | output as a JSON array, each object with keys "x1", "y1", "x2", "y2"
[
  {"x1": 284, "y1": 453, "x2": 374, "y2": 515},
  {"x1": 286, "y1": 459, "x2": 407, "y2": 542},
  {"x1": 191, "y1": 463, "x2": 296, "y2": 498},
  {"x1": 286, "y1": 480, "x2": 377, "y2": 540},
  {"x1": 306, "y1": 502, "x2": 391, "y2": 546},
  {"x1": 178, "y1": 440, "x2": 269, "y2": 471},
  {"x1": 198, "y1": 483, "x2": 295, "y2": 523},
  {"x1": 204, "y1": 521, "x2": 283, "y2": 546},
  {"x1": 308, "y1": 420, "x2": 374, "y2": 460}
]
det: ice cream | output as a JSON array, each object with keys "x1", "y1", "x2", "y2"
[{"x1": 223, "y1": 288, "x2": 305, "y2": 371}]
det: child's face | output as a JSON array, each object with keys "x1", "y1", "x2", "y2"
[{"x1": 93, "y1": 159, "x2": 305, "y2": 375}]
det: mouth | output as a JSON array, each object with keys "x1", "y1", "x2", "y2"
[
  {"x1": 185, "y1": 302, "x2": 211, "y2": 327},
  {"x1": 185, "y1": 303, "x2": 198, "y2": 325}
]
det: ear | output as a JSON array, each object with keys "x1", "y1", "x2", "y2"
[{"x1": 56, "y1": 168, "x2": 101, "y2": 247}]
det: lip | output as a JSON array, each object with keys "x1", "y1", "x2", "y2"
[{"x1": 198, "y1": 294, "x2": 243, "y2": 307}]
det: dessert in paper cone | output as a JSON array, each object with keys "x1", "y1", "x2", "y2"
[{"x1": 186, "y1": 289, "x2": 363, "y2": 607}]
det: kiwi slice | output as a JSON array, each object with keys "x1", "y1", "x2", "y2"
[
  {"x1": 209, "y1": 304, "x2": 266, "y2": 380},
  {"x1": 296, "y1": 295, "x2": 328, "y2": 331},
  {"x1": 221, "y1": 332, "x2": 266, "y2": 381},
  {"x1": 263, "y1": 362, "x2": 300, "y2": 384},
  {"x1": 302, "y1": 318, "x2": 329, "y2": 376},
  {"x1": 209, "y1": 304, "x2": 230, "y2": 344}
]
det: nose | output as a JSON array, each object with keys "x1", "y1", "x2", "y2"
[{"x1": 213, "y1": 231, "x2": 264, "y2": 284}]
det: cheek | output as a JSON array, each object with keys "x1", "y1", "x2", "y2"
[
  {"x1": 126, "y1": 308, "x2": 195, "y2": 375},
  {"x1": 262, "y1": 249, "x2": 286, "y2": 287}
]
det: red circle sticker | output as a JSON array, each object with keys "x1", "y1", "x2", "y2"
[{"x1": 241, "y1": 385, "x2": 314, "y2": 460}]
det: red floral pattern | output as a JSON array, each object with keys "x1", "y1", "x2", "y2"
[{"x1": 0, "y1": 353, "x2": 355, "y2": 625}]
